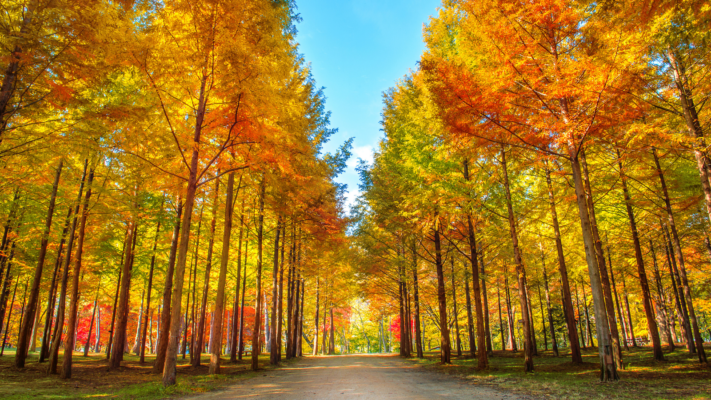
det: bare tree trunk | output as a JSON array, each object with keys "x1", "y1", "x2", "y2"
[
  {"x1": 615, "y1": 149, "x2": 663, "y2": 361},
  {"x1": 621, "y1": 275, "x2": 635, "y2": 347},
  {"x1": 210, "y1": 172, "x2": 236, "y2": 374},
  {"x1": 313, "y1": 274, "x2": 319, "y2": 356},
  {"x1": 15, "y1": 160, "x2": 63, "y2": 367},
  {"x1": 541, "y1": 255, "x2": 558, "y2": 356},
  {"x1": 411, "y1": 240, "x2": 423, "y2": 358},
  {"x1": 132, "y1": 286, "x2": 145, "y2": 355},
  {"x1": 462, "y1": 159, "x2": 488, "y2": 368},
  {"x1": 270, "y1": 217, "x2": 282, "y2": 365},
  {"x1": 663, "y1": 223, "x2": 692, "y2": 349},
  {"x1": 106, "y1": 229, "x2": 128, "y2": 360},
  {"x1": 580, "y1": 150, "x2": 623, "y2": 369},
  {"x1": 238, "y1": 232, "x2": 249, "y2": 360},
  {"x1": 653, "y1": 148, "x2": 705, "y2": 361},
  {"x1": 544, "y1": 162, "x2": 582, "y2": 363},
  {"x1": 566, "y1": 142, "x2": 618, "y2": 381},
  {"x1": 251, "y1": 179, "x2": 266, "y2": 371},
  {"x1": 230, "y1": 205, "x2": 244, "y2": 363},
  {"x1": 40, "y1": 206, "x2": 72, "y2": 362},
  {"x1": 433, "y1": 213, "x2": 450, "y2": 364},
  {"x1": 162, "y1": 72, "x2": 209, "y2": 387},
  {"x1": 500, "y1": 147, "x2": 532, "y2": 371},
  {"x1": 193, "y1": 178, "x2": 220, "y2": 366},
  {"x1": 83, "y1": 285, "x2": 100, "y2": 357},
  {"x1": 109, "y1": 218, "x2": 138, "y2": 370},
  {"x1": 153, "y1": 197, "x2": 182, "y2": 372},
  {"x1": 650, "y1": 240, "x2": 675, "y2": 350},
  {"x1": 140, "y1": 198, "x2": 164, "y2": 363},
  {"x1": 450, "y1": 258, "x2": 462, "y2": 357},
  {"x1": 497, "y1": 279, "x2": 505, "y2": 351},
  {"x1": 607, "y1": 247, "x2": 630, "y2": 351},
  {"x1": 48, "y1": 161, "x2": 89, "y2": 374},
  {"x1": 479, "y1": 248, "x2": 493, "y2": 357}
]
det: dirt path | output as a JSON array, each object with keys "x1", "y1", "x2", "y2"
[{"x1": 189, "y1": 354, "x2": 527, "y2": 399}]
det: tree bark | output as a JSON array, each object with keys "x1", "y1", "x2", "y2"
[
  {"x1": 462, "y1": 160, "x2": 488, "y2": 368},
  {"x1": 500, "y1": 147, "x2": 532, "y2": 371},
  {"x1": 433, "y1": 213, "x2": 450, "y2": 364},
  {"x1": 40, "y1": 206, "x2": 72, "y2": 362},
  {"x1": 615, "y1": 149, "x2": 663, "y2": 361},
  {"x1": 411, "y1": 240, "x2": 423, "y2": 358},
  {"x1": 153, "y1": 196, "x2": 182, "y2": 372},
  {"x1": 238, "y1": 232, "x2": 249, "y2": 360},
  {"x1": 15, "y1": 159, "x2": 63, "y2": 367},
  {"x1": 106, "y1": 229, "x2": 128, "y2": 360},
  {"x1": 47, "y1": 160, "x2": 88, "y2": 374},
  {"x1": 193, "y1": 177, "x2": 220, "y2": 366},
  {"x1": 607, "y1": 247, "x2": 630, "y2": 351},
  {"x1": 140, "y1": 197, "x2": 164, "y2": 363},
  {"x1": 650, "y1": 240, "x2": 675, "y2": 350},
  {"x1": 544, "y1": 162, "x2": 582, "y2": 363},
  {"x1": 580, "y1": 150, "x2": 623, "y2": 369},
  {"x1": 210, "y1": 172, "x2": 236, "y2": 374},
  {"x1": 541, "y1": 254, "x2": 558, "y2": 356},
  {"x1": 450, "y1": 258, "x2": 462, "y2": 357},
  {"x1": 109, "y1": 218, "x2": 137, "y2": 370},
  {"x1": 621, "y1": 274, "x2": 635, "y2": 347},
  {"x1": 566, "y1": 143, "x2": 618, "y2": 381},
  {"x1": 251, "y1": 179, "x2": 266, "y2": 371},
  {"x1": 84, "y1": 285, "x2": 101, "y2": 356},
  {"x1": 269, "y1": 217, "x2": 282, "y2": 365},
  {"x1": 230, "y1": 204, "x2": 244, "y2": 363}
]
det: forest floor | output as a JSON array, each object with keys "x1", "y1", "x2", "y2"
[
  {"x1": 409, "y1": 344, "x2": 711, "y2": 399},
  {"x1": 0, "y1": 350, "x2": 280, "y2": 400}
]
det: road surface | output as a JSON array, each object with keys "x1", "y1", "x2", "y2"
[{"x1": 190, "y1": 354, "x2": 527, "y2": 399}]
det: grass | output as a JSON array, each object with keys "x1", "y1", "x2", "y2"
[
  {"x1": 0, "y1": 350, "x2": 286, "y2": 400},
  {"x1": 405, "y1": 345, "x2": 711, "y2": 399}
]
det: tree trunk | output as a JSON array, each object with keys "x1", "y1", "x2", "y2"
[
  {"x1": 464, "y1": 266, "x2": 475, "y2": 356},
  {"x1": 650, "y1": 240, "x2": 675, "y2": 350},
  {"x1": 479, "y1": 247, "x2": 493, "y2": 357},
  {"x1": 161, "y1": 72, "x2": 209, "y2": 386},
  {"x1": 450, "y1": 258, "x2": 462, "y2": 357},
  {"x1": 230, "y1": 205, "x2": 244, "y2": 363},
  {"x1": 1, "y1": 276, "x2": 19, "y2": 355},
  {"x1": 15, "y1": 160, "x2": 63, "y2": 367},
  {"x1": 109, "y1": 218, "x2": 137, "y2": 370},
  {"x1": 500, "y1": 147, "x2": 533, "y2": 371},
  {"x1": 313, "y1": 273, "x2": 320, "y2": 356},
  {"x1": 541, "y1": 255, "x2": 558, "y2": 356},
  {"x1": 653, "y1": 148, "x2": 706, "y2": 361},
  {"x1": 238, "y1": 232, "x2": 249, "y2": 360},
  {"x1": 251, "y1": 179, "x2": 266, "y2": 371},
  {"x1": 193, "y1": 178, "x2": 220, "y2": 366},
  {"x1": 47, "y1": 161, "x2": 89, "y2": 374},
  {"x1": 433, "y1": 213, "x2": 451, "y2": 364},
  {"x1": 497, "y1": 280, "x2": 505, "y2": 351},
  {"x1": 607, "y1": 247, "x2": 630, "y2": 351},
  {"x1": 153, "y1": 196, "x2": 182, "y2": 372},
  {"x1": 621, "y1": 274, "x2": 635, "y2": 347},
  {"x1": 615, "y1": 149, "x2": 663, "y2": 361},
  {"x1": 662, "y1": 223, "x2": 692, "y2": 349},
  {"x1": 40, "y1": 206, "x2": 72, "y2": 362},
  {"x1": 270, "y1": 217, "x2": 282, "y2": 365},
  {"x1": 536, "y1": 281, "x2": 548, "y2": 352},
  {"x1": 580, "y1": 150, "x2": 623, "y2": 369},
  {"x1": 62, "y1": 165, "x2": 95, "y2": 380},
  {"x1": 411, "y1": 240, "x2": 423, "y2": 358},
  {"x1": 462, "y1": 159, "x2": 488, "y2": 367},
  {"x1": 106, "y1": 229, "x2": 128, "y2": 360},
  {"x1": 133, "y1": 286, "x2": 145, "y2": 355},
  {"x1": 566, "y1": 143, "x2": 618, "y2": 381},
  {"x1": 544, "y1": 162, "x2": 582, "y2": 363},
  {"x1": 140, "y1": 197, "x2": 164, "y2": 363},
  {"x1": 210, "y1": 172, "x2": 236, "y2": 374},
  {"x1": 84, "y1": 285, "x2": 101, "y2": 356}
]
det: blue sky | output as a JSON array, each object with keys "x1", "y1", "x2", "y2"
[{"x1": 295, "y1": 0, "x2": 441, "y2": 210}]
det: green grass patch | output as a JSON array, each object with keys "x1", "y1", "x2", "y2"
[{"x1": 406, "y1": 345, "x2": 711, "y2": 399}]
